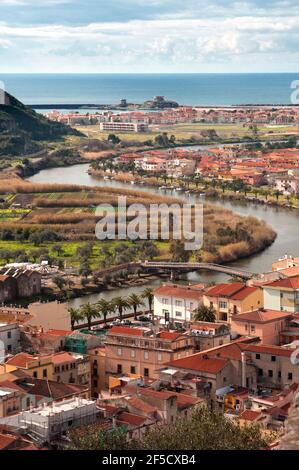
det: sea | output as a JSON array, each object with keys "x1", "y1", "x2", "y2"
[{"x1": 1, "y1": 73, "x2": 299, "y2": 108}]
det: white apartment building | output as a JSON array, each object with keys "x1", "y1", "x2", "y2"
[
  {"x1": 0, "y1": 323, "x2": 20, "y2": 357},
  {"x1": 99, "y1": 121, "x2": 148, "y2": 133},
  {"x1": 20, "y1": 397, "x2": 97, "y2": 441},
  {"x1": 153, "y1": 284, "x2": 204, "y2": 325}
]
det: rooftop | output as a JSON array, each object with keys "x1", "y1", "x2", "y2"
[{"x1": 231, "y1": 309, "x2": 292, "y2": 323}]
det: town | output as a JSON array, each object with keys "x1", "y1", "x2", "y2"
[{"x1": 1, "y1": 252, "x2": 299, "y2": 449}]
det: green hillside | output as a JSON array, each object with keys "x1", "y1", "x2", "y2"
[{"x1": 0, "y1": 91, "x2": 82, "y2": 157}]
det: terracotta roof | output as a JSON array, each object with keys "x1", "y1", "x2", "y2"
[
  {"x1": 230, "y1": 286, "x2": 259, "y2": 300},
  {"x1": 263, "y1": 275, "x2": 299, "y2": 290},
  {"x1": 15, "y1": 378, "x2": 88, "y2": 400},
  {"x1": 0, "y1": 433, "x2": 16, "y2": 450},
  {"x1": 154, "y1": 285, "x2": 203, "y2": 301},
  {"x1": 51, "y1": 351, "x2": 75, "y2": 365},
  {"x1": 138, "y1": 388, "x2": 177, "y2": 400},
  {"x1": 117, "y1": 411, "x2": 147, "y2": 427},
  {"x1": 46, "y1": 329, "x2": 72, "y2": 337},
  {"x1": 6, "y1": 353, "x2": 36, "y2": 368},
  {"x1": 232, "y1": 309, "x2": 292, "y2": 323},
  {"x1": 127, "y1": 396, "x2": 156, "y2": 414},
  {"x1": 206, "y1": 282, "x2": 245, "y2": 298},
  {"x1": 242, "y1": 343, "x2": 294, "y2": 358},
  {"x1": 167, "y1": 354, "x2": 229, "y2": 374},
  {"x1": 109, "y1": 326, "x2": 144, "y2": 337},
  {"x1": 240, "y1": 410, "x2": 262, "y2": 422},
  {"x1": 158, "y1": 331, "x2": 182, "y2": 341}
]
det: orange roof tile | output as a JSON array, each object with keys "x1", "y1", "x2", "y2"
[
  {"x1": 167, "y1": 354, "x2": 229, "y2": 374},
  {"x1": 263, "y1": 275, "x2": 299, "y2": 289},
  {"x1": 232, "y1": 309, "x2": 292, "y2": 323},
  {"x1": 206, "y1": 282, "x2": 245, "y2": 298},
  {"x1": 109, "y1": 326, "x2": 144, "y2": 337},
  {"x1": 240, "y1": 410, "x2": 262, "y2": 421},
  {"x1": 154, "y1": 285, "x2": 203, "y2": 301}
]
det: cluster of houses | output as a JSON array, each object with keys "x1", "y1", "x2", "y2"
[
  {"x1": 0, "y1": 255, "x2": 299, "y2": 448},
  {"x1": 46, "y1": 104, "x2": 299, "y2": 130},
  {"x1": 0, "y1": 268, "x2": 42, "y2": 304},
  {"x1": 116, "y1": 145, "x2": 299, "y2": 193}
]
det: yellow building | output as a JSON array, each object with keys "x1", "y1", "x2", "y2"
[
  {"x1": 203, "y1": 282, "x2": 263, "y2": 322},
  {"x1": 5, "y1": 353, "x2": 54, "y2": 380}
]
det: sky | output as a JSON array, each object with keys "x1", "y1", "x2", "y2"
[{"x1": 0, "y1": 0, "x2": 299, "y2": 73}]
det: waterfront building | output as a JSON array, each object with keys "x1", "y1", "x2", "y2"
[{"x1": 262, "y1": 276, "x2": 299, "y2": 313}]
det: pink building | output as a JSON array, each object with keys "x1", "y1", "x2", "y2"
[{"x1": 230, "y1": 309, "x2": 292, "y2": 345}]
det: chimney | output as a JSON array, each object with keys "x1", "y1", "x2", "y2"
[{"x1": 241, "y1": 352, "x2": 246, "y2": 388}]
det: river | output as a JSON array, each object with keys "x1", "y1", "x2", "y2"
[{"x1": 27, "y1": 163, "x2": 299, "y2": 309}]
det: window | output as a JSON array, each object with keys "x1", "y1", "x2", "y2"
[
  {"x1": 7, "y1": 345, "x2": 11, "y2": 353},
  {"x1": 117, "y1": 364, "x2": 122, "y2": 374},
  {"x1": 162, "y1": 298, "x2": 169, "y2": 305},
  {"x1": 245, "y1": 324, "x2": 248, "y2": 331},
  {"x1": 250, "y1": 325, "x2": 255, "y2": 333},
  {"x1": 268, "y1": 370, "x2": 273, "y2": 378},
  {"x1": 144, "y1": 368, "x2": 149, "y2": 377},
  {"x1": 219, "y1": 301, "x2": 227, "y2": 309},
  {"x1": 258, "y1": 369, "x2": 263, "y2": 376},
  {"x1": 144, "y1": 351, "x2": 149, "y2": 360},
  {"x1": 43, "y1": 369, "x2": 47, "y2": 378},
  {"x1": 33, "y1": 371, "x2": 37, "y2": 378},
  {"x1": 288, "y1": 372, "x2": 293, "y2": 380},
  {"x1": 157, "y1": 352, "x2": 162, "y2": 362},
  {"x1": 190, "y1": 302, "x2": 193, "y2": 309},
  {"x1": 93, "y1": 379, "x2": 98, "y2": 388},
  {"x1": 278, "y1": 371, "x2": 282, "y2": 379},
  {"x1": 271, "y1": 356, "x2": 276, "y2": 362},
  {"x1": 256, "y1": 353, "x2": 260, "y2": 359},
  {"x1": 175, "y1": 311, "x2": 182, "y2": 317},
  {"x1": 175, "y1": 300, "x2": 182, "y2": 307},
  {"x1": 130, "y1": 366, "x2": 136, "y2": 374},
  {"x1": 7, "y1": 331, "x2": 11, "y2": 339},
  {"x1": 117, "y1": 348, "x2": 122, "y2": 356},
  {"x1": 130, "y1": 350, "x2": 136, "y2": 358}
]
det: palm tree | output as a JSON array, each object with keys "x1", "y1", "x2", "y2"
[
  {"x1": 142, "y1": 288, "x2": 154, "y2": 313},
  {"x1": 80, "y1": 302, "x2": 97, "y2": 330},
  {"x1": 128, "y1": 293, "x2": 145, "y2": 320},
  {"x1": 112, "y1": 297, "x2": 129, "y2": 321},
  {"x1": 97, "y1": 299, "x2": 114, "y2": 324},
  {"x1": 68, "y1": 307, "x2": 84, "y2": 330},
  {"x1": 193, "y1": 305, "x2": 216, "y2": 323}
]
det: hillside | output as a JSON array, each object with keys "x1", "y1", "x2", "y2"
[{"x1": 0, "y1": 91, "x2": 82, "y2": 157}]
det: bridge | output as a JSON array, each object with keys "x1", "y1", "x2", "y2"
[{"x1": 97, "y1": 261, "x2": 256, "y2": 280}]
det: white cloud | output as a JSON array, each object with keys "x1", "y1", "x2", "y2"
[{"x1": 0, "y1": 12, "x2": 299, "y2": 71}]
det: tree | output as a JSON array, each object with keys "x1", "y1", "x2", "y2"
[
  {"x1": 68, "y1": 407, "x2": 272, "y2": 450},
  {"x1": 68, "y1": 307, "x2": 83, "y2": 330},
  {"x1": 52, "y1": 244, "x2": 63, "y2": 256},
  {"x1": 193, "y1": 304, "x2": 216, "y2": 323},
  {"x1": 52, "y1": 275, "x2": 66, "y2": 292},
  {"x1": 169, "y1": 240, "x2": 190, "y2": 262},
  {"x1": 107, "y1": 134, "x2": 121, "y2": 145},
  {"x1": 79, "y1": 261, "x2": 92, "y2": 279},
  {"x1": 128, "y1": 293, "x2": 144, "y2": 320},
  {"x1": 142, "y1": 287, "x2": 154, "y2": 313},
  {"x1": 97, "y1": 299, "x2": 114, "y2": 324},
  {"x1": 112, "y1": 296, "x2": 129, "y2": 321},
  {"x1": 80, "y1": 302, "x2": 97, "y2": 330}
]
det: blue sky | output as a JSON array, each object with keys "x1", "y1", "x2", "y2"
[{"x1": 0, "y1": 0, "x2": 299, "y2": 72}]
